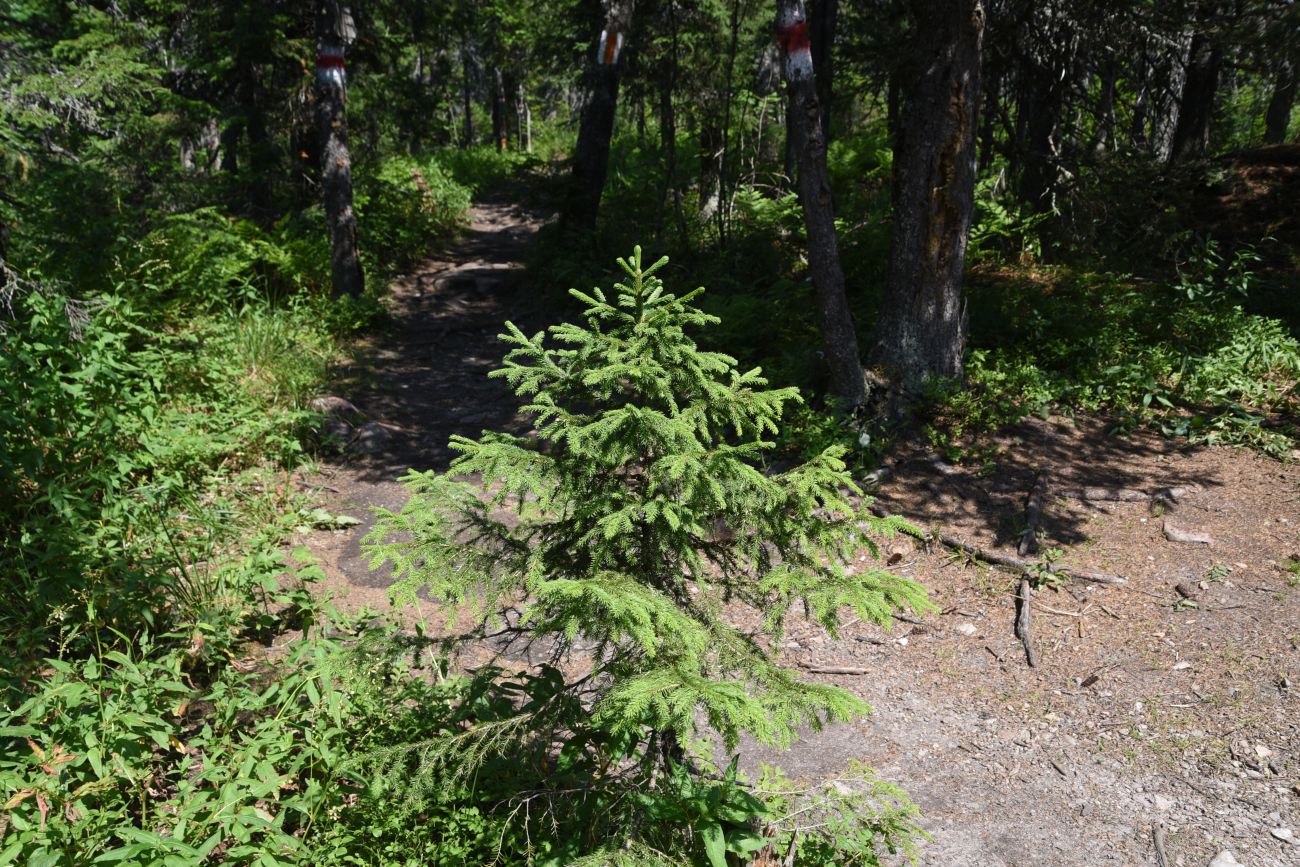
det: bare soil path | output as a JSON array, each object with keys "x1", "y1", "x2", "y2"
[{"x1": 299, "y1": 200, "x2": 1300, "y2": 867}]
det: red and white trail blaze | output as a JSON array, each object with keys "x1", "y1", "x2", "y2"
[
  {"x1": 316, "y1": 45, "x2": 346, "y2": 87},
  {"x1": 596, "y1": 29, "x2": 624, "y2": 66},
  {"x1": 776, "y1": 10, "x2": 812, "y2": 82}
]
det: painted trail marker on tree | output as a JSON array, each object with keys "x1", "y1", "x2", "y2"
[
  {"x1": 316, "y1": 46, "x2": 346, "y2": 88},
  {"x1": 597, "y1": 29, "x2": 624, "y2": 66},
  {"x1": 776, "y1": 11, "x2": 812, "y2": 82}
]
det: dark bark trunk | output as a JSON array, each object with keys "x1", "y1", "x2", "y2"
[
  {"x1": 219, "y1": 122, "x2": 240, "y2": 173},
  {"x1": 315, "y1": 2, "x2": 364, "y2": 300},
  {"x1": 887, "y1": 68, "x2": 902, "y2": 154},
  {"x1": 1091, "y1": 62, "x2": 1117, "y2": 157},
  {"x1": 1130, "y1": 47, "x2": 1150, "y2": 152},
  {"x1": 1264, "y1": 61, "x2": 1296, "y2": 145},
  {"x1": 977, "y1": 56, "x2": 998, "y2": 170},
  {"x1": 1016, "y1": 72, "x2": 1062, "y2": 213},
  {"x1": 809, "y1": 0, "x2": 837, "y2": 144},
  {"x1": 716, "y1": 0, "x2": 743, "y2": 245},
  {"x1": 563, "y1": 0, "x2": 635, "y2": 234},
  {"x1": 777, "y1": 0, "x2": 866, "y2": 407},
  {"x1": 239, "y1": 65, "x2": 274, "y2": 216},
  {"x1": 869, "y1": 0, "x2": 984, "y2": 401},
  {"x1": 461, "y1": 48, "x2": 475, "y2": 148},
  {"x1": 1169, "y1": 14, "x2": 1220, "y2": 163},
  {"x1": 655, "y1": 0, "x2": 679, "y2": 238},
  {"x1": 1152, "y1": 33, "x2": 1191, "y2": 160}
]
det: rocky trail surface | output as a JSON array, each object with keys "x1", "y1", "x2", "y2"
[{"x1": 299, "y1": 200, "x2": 1300, "y2": 867}]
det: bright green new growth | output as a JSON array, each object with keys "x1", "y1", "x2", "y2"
[{"x1": 366, "y1": 246, "x2": 929, "y2": 753}]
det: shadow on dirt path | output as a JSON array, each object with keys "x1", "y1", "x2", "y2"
[{"x1": 302, "y1": 199, "x2": 547, "y2": 605}]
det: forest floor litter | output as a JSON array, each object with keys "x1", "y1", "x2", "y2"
[{"x1": 300, "y1": 201, "x2": 1299, "y2": 867}]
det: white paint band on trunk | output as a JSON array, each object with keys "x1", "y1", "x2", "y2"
[{"x1": 596, "y1": 29, "x2": 624, "y2": 66}]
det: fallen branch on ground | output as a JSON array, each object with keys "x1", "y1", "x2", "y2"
[
  {"x1": 864, "y1": 505, "x2": 1127, "y2": 585},
  {"x1": 1019, "y1": 469, "x2": 1049, "y2": 557},
  {"x1": 798, "y1": 664, "x2": 870, "y2": 675},
  {"x1": 1014, "y1": 577, "x2": 1038, "y2": 668}
]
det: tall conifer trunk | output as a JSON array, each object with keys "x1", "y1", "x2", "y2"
[
  {"x1": 461, "y1": 46, "x2": 475, "y2": 148},
  {"x1": 869, "y1": 0, "x2": 983, "y2": 402},
  {"x1": 564, "y1": 0, "x2": 636, "y2": 233},
  {"x1": 809, "y1": 0, "x2": 836, "y2": 143},
  {"x1": 315, "y1": 1, "x2": 364, "y2": 300},
  {"x1": 492, "y1": 68, "x2": 509, "y2": 151},
  {"x1": 777, "y1": 0, "x2": 866, "y2": 407},
  {"x1": 1264, "y1": 61, "x2": 1296, "y2": 145},
  {"x1": 1170, "y1": 7, "x2": 1221, "y2": 163}
]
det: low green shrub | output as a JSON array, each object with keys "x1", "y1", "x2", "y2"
[
  {"x1": 356, "y1": 155, "x2": 472, "y2": 269},
  {"x1": 0, "y1": 268, "x2": 346, "y2": 685},
  {"x1": 935, "y1": 248, "x2": 1300, "y2": 458}
]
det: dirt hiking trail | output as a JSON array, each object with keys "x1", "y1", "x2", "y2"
[{"x1": 299, "y1": 200, "x2": 1300, "y2": 867}]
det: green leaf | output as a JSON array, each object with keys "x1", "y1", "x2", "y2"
[{"x1": 700, "y1": 822, "x2": 727, "y2": 867}]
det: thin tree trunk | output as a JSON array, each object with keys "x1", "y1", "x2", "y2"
[
  {"x1": 698, "y1": 123, "x2": 723, "y2": 220},
  {"x1": 978, "y1": 55, "x2": 998, "y2": 170},
  {"x1": 516, "y1": 82, "x2": 532, "y2": 152},
  {"x1": 1170, "y1": 10, "x2": 1220, "y2": 163},
  {"x1": 716, "y1": 0, "x2": 742, "y2": 246},
  {"x1": 778, "y1": 0, "x2": 866, "y2": 407},
  {"x1": 1130, "y1": 46, "x2": 1150, "y2": 152},
  {"x1": 240, "y1": 64, "x2": 274, "y2": 216},
  {"x1": 1017, "y1": 68, "x2": 1064, "y2": 213},
  {"x1": 781, "y1": 105, "x2": 797, "y2": 190},
  {"x1": 1152, "y1": 33, "x2": 1191, "y2": 161},
  {"x1": 461, "y1": 48, "x2": 475, "y2": 148},
  {"x1": 655, "y1": 0, "x2": 680, "y2": 238},
  {"x1": 492, "y1": 67, "x2": 509, "y2": 151},
  {"x1": 563, "y1": 0, "x2": 636, "y2": 233},
  {"x1": 869, "y1": 0, "x2": 984, "y2": 402},
  {"x1": 1264, "y1": 60, "x2": 1296, "y2": 145},
  {"x1": 809, "y1": 0, "x2": 837, "y2": 143},
  {"x1": 1091, "y1": 61, "x2": 1117, "y2": 157},
  {"x1": 315, "y1": 1, "x2": 364, "y2": 300}
]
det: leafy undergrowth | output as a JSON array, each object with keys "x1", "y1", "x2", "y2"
[
  {"x1": 0, "y1": 149, "x2": 484, "y2": 863},
  {"x1": 1, "y1": 239, "x2": 926, "y2": 865},
  {"x1": 925, "y1": 250, "x2": 1300, "y2": 460}
]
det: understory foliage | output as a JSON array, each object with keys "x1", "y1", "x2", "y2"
[{"x1": 365, "y1": 247, "x2": 928, "y2": 863}]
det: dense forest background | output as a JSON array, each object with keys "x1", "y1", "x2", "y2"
[{"x1": 2, "y1": 0, "x2": 1298, "y2": 864}]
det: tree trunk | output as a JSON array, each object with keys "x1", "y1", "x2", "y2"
[
  {"x1": 869, "y1": 0, "x2": 984, "y2": 401},
  {"x1": 977, "y1": 55, "x2": 998, "y2": 170},
  {"x1": 781, "y1": 105, "x2": 797, "y2": 189},
  {"x1": 1152, "y1": 32, "x2": 1191, "y2": 161},
  {"x1": 809, "y1": 0, "x2": 837, "y2": 143},
  {"x1": 1016, "y1": 63, "x2": 1064, "y2": 213},
  {"x1": 492, "y1": 67, "x2": 509, "y2": 151},
  {"x1": 516, "y1": 82, "x2": 532, "y2": 152},
  {"x1": 698, "y1": 122, "x2": 723, "y2": 220},
  {"x1": 1091, "y1": 61, "x2": 1117, "y2": 157},
  {"x1": 461, "y1": 48, "x2": 475, "y2": 148},
  {"x1": 655, "y1": 0, "x2": 680, "y2": 238},
  {"x1": 315, "y1": 1, "x2": 364, "y2": 300},
  {"x1": 1169, "y1": 13, "x2": 1220, "y2": 163},
  {"x1": 715, "y1": 0, "x2": 743, "y2": 245},
  {"x1": 1264, "y1": 60, "x2": 1296, "y2": 145},
  {"x1": 778, "y1": 0, "x2": 866, "y2": 407},
  {"x1": 563, "y1": 0, "x2": 636, "y2": 233},
  {"x1": 1130, "y1": 46, "x2": 1150, "y2": 152}
]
